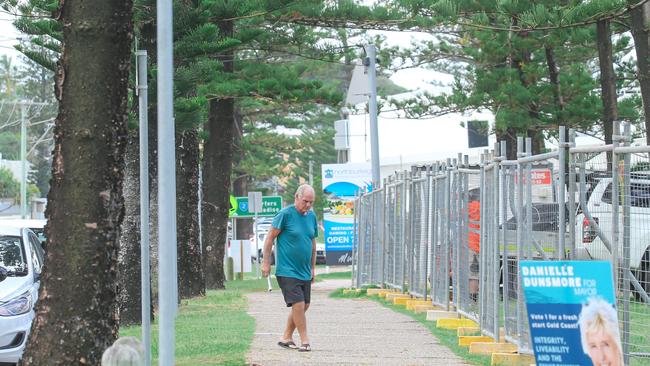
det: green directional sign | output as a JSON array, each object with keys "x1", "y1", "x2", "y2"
[{"x1": 230, "y1": 196, "x2": 283, "y2": 217}]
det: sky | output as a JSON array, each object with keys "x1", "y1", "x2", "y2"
[{"x1": 0, "y1": 12, "x2": 21, "y2": 62}]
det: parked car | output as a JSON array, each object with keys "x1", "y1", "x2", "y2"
[
  {"x1": 574, "y1": 174, "x2": 650, "y2": 297},
  {"x1": 249, "y1": 230, "x2": 269, "y2": 262},
  {"x1": 254, "y1": 217, "x2": 273, "y2": 233},
  {"x1": 0, "y1": 219, "x2": 47, "y2": 247},
  {"x1": 0, "y1": 226, "x2": 44, "y2": 365}
]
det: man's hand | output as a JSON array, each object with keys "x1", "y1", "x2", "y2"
[
  {"x1": 311, "y1": 268, "x2": 316, "y2": 283},
  {"x1": 262, "y1": 261, "x2": 271, "y2": 278}
]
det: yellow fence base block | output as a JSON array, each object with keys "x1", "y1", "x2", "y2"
[
  {"x1": 456, "y1": 327, "x2": 481, "y2": 336},
  {"x1": 366, "y1": 288, "x2": 388, "y2": 296},
  {"x1": 342, "y1": 288, "x2": 355, "y2": 295},
  {"x1": 436, "y1": 318, "x2": 477, "y2": 329},
  {"x1": 414, "y1": 304, "x2": 437, "y2": 313},
  {"x1": 468, "y1": 342, "x2": 518, "y2": 355},
  {"x1": 393, "y1": 297, "x2": 414, "y2": 306},
  {"x1": 385, "y1": 293, "x2": 411, "y2": 301},
  {"x1": 458, "y1": 336, "x2": 494, "y2": 347},
  {"x1": 426, "y1": 311, "x2": 459, "y2": 321},
  {"x1": 405, "y1": 300, "x2": 430, "y2": 310},
  {"x1": 491, "y1": 353, "x2": 536, "y2": 366},
  {"x1": 377, "y1": 289, "x2": 400, "y2": 298}
]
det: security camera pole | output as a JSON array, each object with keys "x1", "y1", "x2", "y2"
[{"x1": 366, "y1": 44, "x2": 380, "y2": 190}]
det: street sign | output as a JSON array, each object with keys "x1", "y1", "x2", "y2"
[{"x1": 230, "y1": 196, "x2": 282, "y2": 217}]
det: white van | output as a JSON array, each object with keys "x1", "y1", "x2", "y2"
[{"x1": 0, "y1": 226, "x2": 44, "y2": 364}]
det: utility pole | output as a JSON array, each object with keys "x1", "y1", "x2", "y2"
[
  {"x1": 157, "y1": 0, "x2": 177, "y2": 364},
  {"x1": 366, "y1": 45, "x2": 380, "y2": 190},
  {"x1": 136, "y1": 49, "x2": 152, "y2": 366},
  {"x1": 20, "y1": 102, "x2": 27, "y2": 218}
]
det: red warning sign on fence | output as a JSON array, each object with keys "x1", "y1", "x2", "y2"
[{"x1": 515, "y1": 169, "x2": 552, "y2": 185}]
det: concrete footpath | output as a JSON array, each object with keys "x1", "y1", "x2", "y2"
[{"x1": 245, "y1": 277, "x2": 472, "y2": 366}]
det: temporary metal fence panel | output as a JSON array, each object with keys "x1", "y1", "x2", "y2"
[
  {"x1": 351, "y1": 190, "x2": 361, "y2": 288},
  {"x1": 431, "y1": 165, "x2": 451, "y2": 309},
  {"x1": 516, "y1": 139, "x2": 536, "y2": 354},
  {"x1": 409, "y1": 171, "x2": 430, "y2": 298},
  {"x1": 480, "y1": 158, "x2": 500, "y2": 340},
  {"x1": 456, "y1": 162, "x2": 481, "y2": 323},
  {"x1": 370, "y1": 189, "x2": 384, "y2": 285},
  {"x1": 385, "y1": 174, "x2": 407, "y2": 291},
  {"x1": 501, "y1": 161, "x2": 519, "y2": 346},
  {"x1": 613, "y1": 125, "x2": 650, "y2": 364},
  {"x1": 355, "y1": 192, "x2": 371, "y2": 287},
  {"x1": 449, "y1": 160, "x2": 460, "y2": 308},
  {"x1": 406, "y1": 170, "x2": 415, "y2": 296},
  {"x1": 396, "y1": 174, "x2": 407, "y2": 291},
  {"x1": 384, "y1": 181, "x2": 397, "y2": 288}
]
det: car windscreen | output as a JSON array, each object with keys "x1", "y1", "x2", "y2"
[
  {"x1": 0, "y1": 235, "x2": 27, "y2": 273},
  {"x1": 602, "y1": 181, "x2": 650, "y2": 207}
]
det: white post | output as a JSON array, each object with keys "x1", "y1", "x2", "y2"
[
  {"x1": 136, "y1": 50, "x2": 151, "y2": 366},
  {"x1": 157, "y1": 0, "x2": 177, "y2": 364},
  {"x1": 254, "y1": 210, "x2": 259, "y2": 278},
  {"x1": 20, "y1": 102, "x2": 27, "y2": 218}
]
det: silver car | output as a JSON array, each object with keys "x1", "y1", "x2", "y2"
[{"x1": 0, "y1": 226, "x2": 44, "y2": 364}]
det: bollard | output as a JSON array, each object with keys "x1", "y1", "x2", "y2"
[{"x1": 225, "y1": 256, "x2": 234, "y2": 281}]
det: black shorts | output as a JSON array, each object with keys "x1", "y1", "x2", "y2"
[{"x1": 276, "y1": 276, "x2": 311, "y2": 307}]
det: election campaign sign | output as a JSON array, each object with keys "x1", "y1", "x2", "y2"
[{"x1": 520, "y1": 261, "x2": 622, "y2": 366}]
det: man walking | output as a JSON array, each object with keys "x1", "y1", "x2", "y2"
[{"x1": 261, "y1": 184, "x2": 318, "y2": 352}]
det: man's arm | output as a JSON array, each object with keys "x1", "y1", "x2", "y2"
[
  {"x1": 261, "y1": 227, "x2": 280, "y2": 277},
  {"x1": 311, "y1": 238, "x2": 317, "y2": 281}
]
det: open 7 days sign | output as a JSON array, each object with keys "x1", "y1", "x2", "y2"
[{"x1": 229, "y1": 196, "x2": 282, "y2": 218}]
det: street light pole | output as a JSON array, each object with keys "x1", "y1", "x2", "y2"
[
  {"x1": 20, "y1": 102, "x2": 27, "y2": 218},
  {"x1": 366, "y1": 45, "x2": 380, "y2": 190},
  {"x1": 157, "y1": 0, "x2": 177, "y2": 364}
]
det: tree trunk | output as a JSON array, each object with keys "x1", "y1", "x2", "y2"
[
  {"x1": 202, "y1": 18, "x2": 235, "y2": 290},
  {"x1": 202, "y1": 96, "x2": 235, "y2": 289},
  {"x1": 527, "y1": 129, "x2": 545, "y2": 154},
  {"x1": 176, "y1": 129, "x2": 205, "y2": 298},
  {"x1": 231, "y1": 108, "x2": 250, "y2": 239},
  {"x1": 147, "y1": 107, "x2": 160, "y2": 305},
  {"x1": 597, "y1": 19, "x2": 617, "y2": 167},
  {"x1": 630, "y1": 1, "x2": 650, "y2": 145},
  {"x1": 496, "y1": 127, "x2": 518, "y2": 160},
  {"x1": 20, "y1": 0, "x2": 132, "y2": 364},
  {"x1": 544, "y1": 46, "x2": 565, "y2": 125},
  {"x1": 132, "y1": 0, "x2": 160, "y2": 309},
  {"x1": 117, "y1": 130, "x2": 143, "y2": 325},
  {"x1": 511, "y1": 30, "x2": 544, "y2": 155}
]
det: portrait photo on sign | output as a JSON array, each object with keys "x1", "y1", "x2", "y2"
[{"x1": 578, "y1": 297, "x2": 623, "y2": 366}]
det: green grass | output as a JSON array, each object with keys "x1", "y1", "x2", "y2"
[
  {"x1": 120, "y1": 271, "x2": 275, "y2": 366},
  {"x1": 331, "y1": 289, "x2": 493, "y2": 366},
  {"x1": 627, "y1": 301, "x2": 650, "y2": 366}
]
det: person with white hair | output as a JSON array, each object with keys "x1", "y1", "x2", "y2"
[
  {"x1": 101, "y1": 336, "x2": 144, "y2": 366},
  {"x1": 578, "y1": 297, "x2": 623, "y2": 366},
  {"x1": 262, "y1": 184, "x2": 318, "y2": 352}
]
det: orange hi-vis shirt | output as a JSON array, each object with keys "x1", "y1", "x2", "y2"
[{"x1": 468, "y1": 200, "x2": 480, "y2": 253}]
